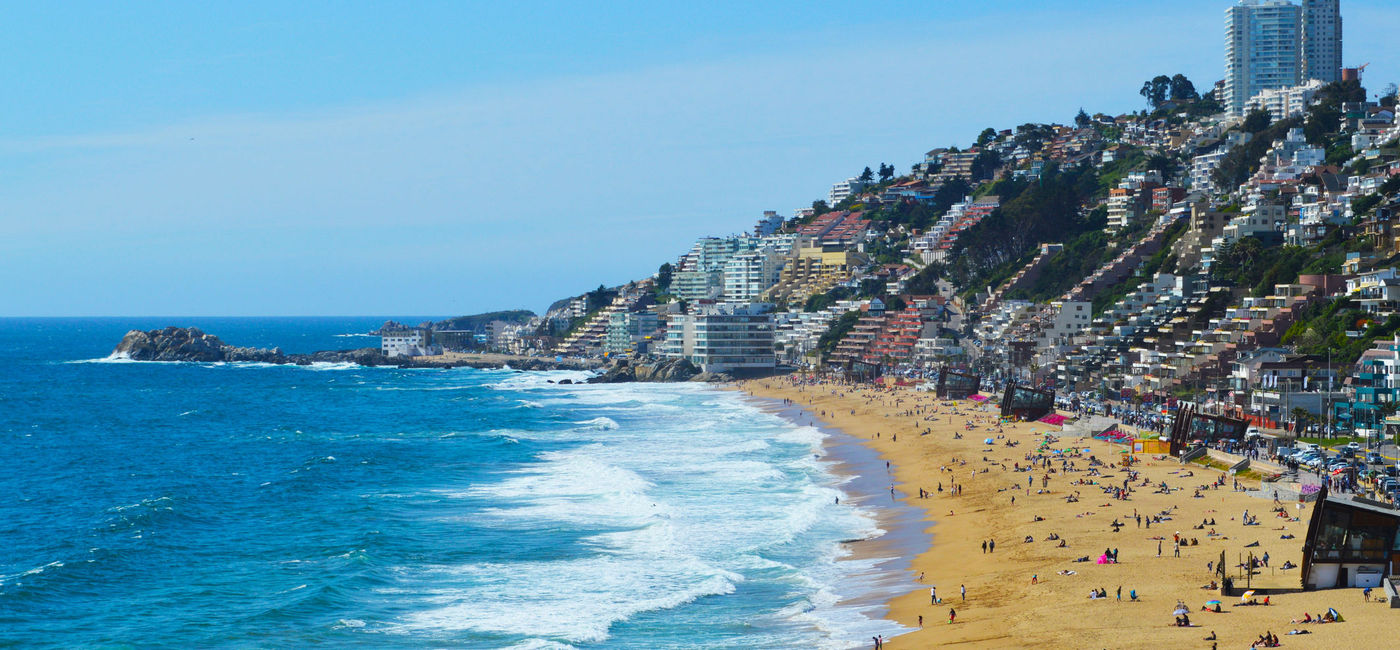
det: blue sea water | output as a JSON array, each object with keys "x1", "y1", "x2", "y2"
[{"x1": 0, "y1": 318, "x2": 913, "y2": 648}]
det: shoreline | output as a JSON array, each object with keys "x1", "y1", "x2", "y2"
[
  {"x1": 735, "y1": 376, "x2": 1396, "y2": 649},
  {"x1": 742, "y1": 395, "x2": 930, "y2": 645}
]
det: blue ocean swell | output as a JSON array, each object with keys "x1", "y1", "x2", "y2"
[{"x1": 0, "y1": 318, "x2": 906, "y2": 648}]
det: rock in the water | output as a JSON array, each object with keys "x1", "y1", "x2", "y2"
[{"x1": 588, "y1": 357, "x2": 699, "y2": 383}]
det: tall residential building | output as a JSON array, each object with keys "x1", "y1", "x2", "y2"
[
  {"x1": 1225, "y1": 1, "x2": 1303, "y2": 115},
  {"x1": 1301, "y1": 0, "x2": 1342, "y2": 84}
]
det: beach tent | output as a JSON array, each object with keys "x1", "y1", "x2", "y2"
[
  {"x1": 1327, "y1": 607, "x2": 1343, "y2": 621},
  {"x1": 983, "y1": 438, "x2": 995, "y2": 445},
  {"x1": 968, "y1": 394, "x2": 988, "y2": 402},
  {"x1": 1038, "y1": 413, "x2": 1068, "y2": 426}
]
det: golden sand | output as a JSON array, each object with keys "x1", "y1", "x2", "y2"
[{"x1": 737, "y1": 377, "x2": 1393, "y2": 649}]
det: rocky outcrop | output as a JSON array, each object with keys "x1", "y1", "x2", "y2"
[
  {"x1": 110, "y1": 327, "x2": 600, "y2": 370},
  {"x1": 113, "y1": 327, "x2": 289, "y2": 363},
  {"x1": 588, "y1": 357, "x2": 710, "y2": 383}
]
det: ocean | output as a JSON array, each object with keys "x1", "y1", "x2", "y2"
[{"x1": 0, "y1": 318, "x2": 917, "y2": 648}]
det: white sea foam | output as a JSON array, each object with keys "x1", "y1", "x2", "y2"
[
  {"x1": 504, "y1": 640, "x2": 578, "y2": 650},
  {"x1": 301, "y1": 361, "x2": 361, "y2": 371},
  {"x1": 395, "y1": 379, "x2": 908, "y2": 647},
  {"x1": 573, "y1": 416, "x2": 619, "y2": 431}
]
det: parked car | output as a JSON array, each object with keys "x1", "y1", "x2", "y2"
[
  {"x1": 1366, "y1": 452, "x2": 1384, "y2": 465},
  {"x1": 1386, "y1": 466, "x2": 1399, "y2": 478},
  {"x1": 1346, "y1": 442, "x2": 1362, "y2": 450}
]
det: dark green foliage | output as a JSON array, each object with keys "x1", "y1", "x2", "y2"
[
  {"x1": 435, "y1": 310, "x2": 535, "y2": 331},
  {"x1": 1325, "y1": 141, "x2": 1354, "y2": 166},
  {"x1": 1284, "y1": 299, "x2": 1400, "y2": 365},
  {"x1": 1304, "y1": 80, "x2": 1366, "y2": 145},
  {"x1": 1169, "y1": 74, "x2": 1199, "y2": 101},
  {"x1": 655, "y1": 263, "x2": 673, "y2": 292},
  {"x1": 1145, "y1": 153, "x2": 1180, "y2": 181},
  {"x1": 1209, "y1": 239, "x2": 1337, "y2": 298},
  {"x1": 1353, "y1": 193, "x2": 1384, "y2": 217},
  {"x1": 943, "y1": 163, "x2": 1097, "y2": 290},
  {"x1": 1242, "y1": 109, "x2": 1272, "y2": 134},
  {"x1": 1140, "y1": 75, "x2": 1172, "y2": 107},
  {"x1": 1075, "y1": 109, "x2": 1091, "y2": 128},
  {"x1": 902, "y1": 263, "x2": 943, "y2": 297},
  {"x1": 976, "y1": 128, "x2": 997, "y2": 147},
  {"x1": 817, "y1": 310, "x2": 862, "y2": 360},
  {"x1": 1003, "y1": 230, "x2": 1111, "y2": 303},
  {"x1": 1210, "y1": 117, "x2": 1304, "y2": 189},
  {"x1": 970, "y1": 149, "x2": 1001, "y2": 182},
  {"x1": 859, "y1": 166, "x2": 875, "y2": 183},
  {"x1": 878, "y1": 163, "x2": 895, "y2": 182},
  {"x1": 1014, "y1": 123, "x2": 1055, "y2": 152}
]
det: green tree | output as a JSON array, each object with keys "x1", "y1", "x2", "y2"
[
  {"x1": 970, "y1": 149, "x2": 1002, "y2": 182},
  {"x1": 1242, "y1": 109, "x2": 1272, "y2": 133},
  {"x1": 1074, "y1": 108, "x2": 1091, "y2": 128},
  {"x1": 975, "y1": 128, "x2": 997, "y2": 147},
  {"x1": 878, "y1": 163, "x2": 895, "y2": 182},
  {"x1": 859, "y1": 166, "x2": 875, "y2": 183},
  {"x1": 655, "y1": 262, "x2": 673, "y2": 292},
  {"x1": 1140, "y1": 75, "x2": 1171, "y2": 106},
  {"x1": 1145, "y1": 153, "x2": 1179, "y2": 181},
  {"x1": 1169, "y1": 74, "x2": 1199, "y2": 101},
  {"x1": 811, "y1": 200, "x2": 830, "y2": 214}
]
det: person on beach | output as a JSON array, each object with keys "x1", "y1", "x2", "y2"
[
  {"x1": 961, "y1": 584, "x2": 966, "y2": 602},
  {"x1": 930, "y1": 587, "x2": 937, "y2": 604},
  {"x1": 981, "y1": 539, "x2": 987, "y2": 553},
  {"x1": 948, "y1": 608, "x2": 956, "y2": 624},
  {"x1": 989, "y1": 539, "x2": 995, "y2": 553}
]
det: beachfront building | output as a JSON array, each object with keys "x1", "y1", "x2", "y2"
[
  {"x1": 604, "y1": 311, "x2": 659, "y2": 358},
  {"x1": 661, "y1": 303, "x2": 776, "y2": 373},
  {"x1": 1302, "y1": 487, "x2": 1399, "y2": 590},
  {"x1": 380, "y1": 328, "x2": 436, "y2": 357}
]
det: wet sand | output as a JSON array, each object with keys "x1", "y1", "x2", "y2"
[{"x1": 736, "y1": 377, "x2": 1395, "y2": 649}]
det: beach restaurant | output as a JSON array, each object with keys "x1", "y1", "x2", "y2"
[
  {"x1": 1000, "y1": 383, "x2": 1055, "y2": 421},
  {"x1": 935, "y1": 367, "x2": 981, "y2": 399},
  {"x1": 1301, "y1": 485, "x2": 1400, "y2": 590},
  {"x1": 1165, "y1": 405, "x2": 1249, "y2": 456}
]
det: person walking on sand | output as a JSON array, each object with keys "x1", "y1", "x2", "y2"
[
  {"x1": 948, "y1": 608, "x2": 956, "y2": 624},
  {"x1": 918, "y1": 615, "x2": 923, "y2": 628},
  {"x1": 961, "y1": 584, "x2": 966, "y2": 602},
  {"x1": 982, "y1": 539, "x2": 987, "y2": 553},
  {"x1": 930, "y1": 586, "x2": 937, "y2": 604},
  {"x1": 989, "y1": 539, "x2": 995, "y2": 553},
  {"x1": 1157, "y1": 540, "x2": 1162, "y2": 557},
  {"x1": 1116, "y1": 586, "x2": 1121, "y2": 601},
  {"x1": 1173, "y1": 540, "x2": 1180, "y2": 557}
]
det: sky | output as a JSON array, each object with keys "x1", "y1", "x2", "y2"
[{"x1": 3, "y1": 1, "x2": 1397, "y2": 317}]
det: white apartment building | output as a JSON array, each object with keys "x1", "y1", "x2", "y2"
[
  {"x1": 723, "y1": 249, "x2": 784, "y2": 302},
  {"x1": 1243, "y1": 78, "x2": 1325, "y2": 119},
  {"x1": 662, "y1": 303, "x2": 776, "y2": 373},
  {"x1": 381, "y1": 329, "x2": 435, "y2": 357},
  {"x1": 829, "y1": 177, "x2": 871, "y2": 207}
]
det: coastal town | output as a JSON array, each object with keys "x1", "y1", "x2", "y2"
[
  {"x1": 390, "y1": 0, "x2": 1397, "y2": 441},
  {"x1": 364, "y1": 1, "x2": 1400, "y2": 636}
]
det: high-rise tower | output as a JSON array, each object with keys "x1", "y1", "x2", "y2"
[
  {"x1": 1301, "y1": 0, "x2": 1342, "y2": 83},
  {"x1": 1225, "y1": 0, "x2": 1343, "y2": 115}
]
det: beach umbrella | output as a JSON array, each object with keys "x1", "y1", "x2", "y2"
[
  {"x1": 1172, "y1": 605, "x2": 1189, "y2": 616},
  {"x1": 1240, "y1": 590, "x2": 1255, "y2": 601},
  {"x1": 1205, "y1": 600, "x2": 1222, "y2": 606}
]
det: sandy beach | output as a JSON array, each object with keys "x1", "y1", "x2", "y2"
[{"x1": 737, "y1": 377, "x2": 1394, "y2": 649}]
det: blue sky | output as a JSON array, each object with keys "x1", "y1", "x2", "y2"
[{"x1": 3, "y1": 1, "x2": 1396, "y2": 316}]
